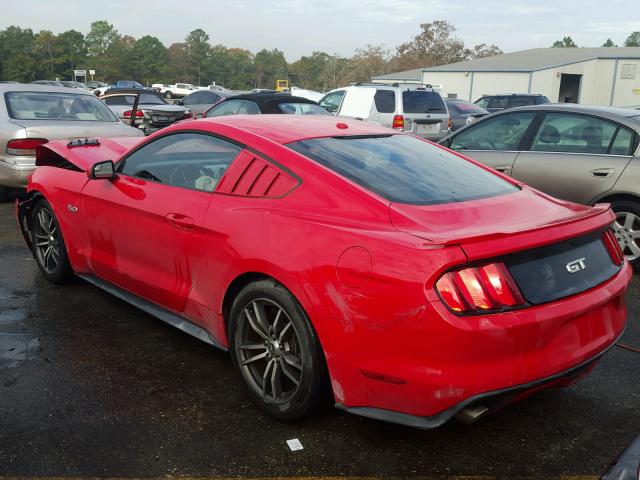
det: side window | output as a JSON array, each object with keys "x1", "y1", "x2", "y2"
[
  {"x1": 510, "y1": 96, "x2": 535, "y2": 107},
  {"x1": 610, "y1": 128, "x2": 635, "y2": 156},
  {"x1": 207, "y1": 92, "x2": 221, "y2": 104},
  {"x1": 206, "y1": 99, "x2": 260, "y2": 117},
  {"x1": 449, "y1": 112, "x2": 538, "y2": 151},
  {"x1": 183, "y1": 92, "x2": 203, "y2": 105},
  {"x1": 118, "y1": 133, "x2": 242, "y2": 192},
  {"x1": 319, "y1": 90, "x2": 345, "y2": 113},
  {"x1": 474, "y1": 97, "x2": 489, "y2": 108},
  {"x1": 488, "y1": 97, "x2": 509, "y2": 109},
  {"x1": 530, "y1": 113, "x2": 619, "y2": 154},
  {"x1": 373, "y1": 90, "x2": 396, "y2": 113}
]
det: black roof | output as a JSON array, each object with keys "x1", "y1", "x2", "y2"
[{"x1": 223, "y1": 93, "x2": 318, "y2": 113}]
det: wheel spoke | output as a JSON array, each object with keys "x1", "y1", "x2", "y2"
[
  {"x1": 628, "y1": 240, "x2": 640, "y2": 257},
  {"x1": 35, "y1": 240, "x2": 49, "y2": 247},
  {"x1": 239, "y1": 343, "x2": 267, "y2": 350},
  {"x1": 245, "y1": 307, "x2": 269, "y2": 341},
  {"x1": 632, "y1": 230, "x2": 640, "y2": 239},
  {"x1": 271, "y1": 360, "x2": 282, "y2": 399},
  {"x1": 252, "y1": 301, "x2": 271, "y2": 337},
  {"x1": 35, "y1": 233, "x2": 48, "y2": 240},
  {"x1": 43, "y1": 246, "x2": 52, "y2": 266},
  {"x1": 278, "y1": 321, "x2": 292, "y2": 342},
  {"x1": 283, "y1": 354, "x2": 302, "y2": 370},
  {"x1": 624, "y1": 213, "x2": 635, "y2": 229},
  {"x1": 241, "y1": 350, "x2": 268, "y2": 366},
  {"x1": 262, "y1": 358, "x2": 275, "y2": 397},
  {"x1": 272, "y1": 308, "x2": 282, "y2": 335},
  {"x1": 279, "y1": 358, "x2": 300, "y2": 386},
  {"x1": 38, "y1": 211, "x2": 50, "y2": 234}
]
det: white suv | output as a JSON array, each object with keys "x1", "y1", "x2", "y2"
[{"x1": 319, "y1": 83, "x2": 451, "y2": 140}]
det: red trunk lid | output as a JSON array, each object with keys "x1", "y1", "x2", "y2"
[{"x1": 390, "y1": 187, "x2": 615, "y2": 261}]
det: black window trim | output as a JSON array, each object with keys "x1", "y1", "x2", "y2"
[
  {"x1": 115, "y1": 129, "x2": 302, "y2": 196},
  {"x1": 319, "y1": 89, "x2": 346, "y2": 113}
]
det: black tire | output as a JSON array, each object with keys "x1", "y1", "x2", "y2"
[
  {"x1": 610, "y1": 199, "x2": 640, "y2": 271},
  {"x1": 0, "y1": 187, "x2": 9, "y2": 203},
  {"x1": 229, "y1": 279, "x2": 328, "y2": 421},
  {"x1": 31, "y1": 199, "x2": 73, "y2": 283},
  {"x1": 164, "y1": 91, "x2": 173, "y2": 99}
]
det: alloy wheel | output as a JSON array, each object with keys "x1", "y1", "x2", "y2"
[
  {"x1": 33, "y1": 208, "x2": 61, "y2": 274},
  {"x1": 612, "y1": 211, "x2": 640, "y2": 262},
  {"x1": 236, "y1": 298, "x2": 303, "y2": 405}
]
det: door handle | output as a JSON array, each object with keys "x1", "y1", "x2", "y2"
[
  {"x1": 591, "y1": 168, "x2": 615, "y2": 177},
  {"x1": 494, "y1": 165, "x2": 511, "y2": 173},
  {"x1": 166, "y1": 213, "x2": 194, "y2": 228}
]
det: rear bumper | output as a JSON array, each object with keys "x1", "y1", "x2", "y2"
[
  {"x1": 337, "y1": 341, "x2": 612, "y2": 429},
  {"x1": 0, "y1": 159, "x2": 33, "y2": 187},
  {"x1": 333, "y1": 262, "x2": 632, "y2": 424}
]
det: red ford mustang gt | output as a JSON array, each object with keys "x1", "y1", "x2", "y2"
[{"x1": 16, "y1": 115, "x2": 631, "y2": 428}]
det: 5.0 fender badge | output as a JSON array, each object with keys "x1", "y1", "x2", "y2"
[{"x1": 67, "y1": 204, "x2": 78, "y2": 213}]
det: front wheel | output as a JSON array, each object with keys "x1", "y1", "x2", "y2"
[
  {"x1": 164, "y1": 91, "x2": 173, "y2": 99},
  {"x1": 611, "y1": 199, "x2": 640, "y2": 270},
  {"x1": 31, "y1": 199, "x2": 73, "y2": 283},
  {"x1": 229, "y1": 279, "x2": 328, "y2": 421}
]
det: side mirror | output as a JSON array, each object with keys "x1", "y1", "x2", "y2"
[
  {"x1": 89, "y1": 160, "x2": 115, "y2": 179},
  {"x1": 175, "y1": 99, "x2": 183, "y2": 105}
]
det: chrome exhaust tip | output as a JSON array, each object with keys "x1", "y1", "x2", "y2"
[{"x1": 455, "y1": 405, "x2": 490, "y2": 425}]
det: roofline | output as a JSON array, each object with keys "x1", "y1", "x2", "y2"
[{"x1": 421, "y1": 55, "x2": 640, "y2": 74}]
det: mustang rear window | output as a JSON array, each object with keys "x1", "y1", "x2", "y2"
[{"x1": 287, "y1": 134, "x2": 518, "y2": 205}]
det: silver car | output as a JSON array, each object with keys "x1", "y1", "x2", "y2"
[
  {"x1": 0, "y1": 84, "x2": 143, "y2": 194},
  {"x1": 100, "y1": 91, "x2": 189, "y2": 135},
  {"x1": 440, "y1": 104, "x2": 640, "y2": 268}
]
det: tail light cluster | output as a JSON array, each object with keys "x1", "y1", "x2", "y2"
[
  {"x1": 436, "y1": 262, "x2": 525, "y2": 314},
  {"x1": 602, "y1": 228, "x2": 624, "y2": 266},
  {"x1": 7, "y1": 138, "x2": 48, "y2": 156},
  {"x1": 124, "y1": 110, "x2": 144, "y2": 118},
  {"x1": 392, "y1": 115, "x2": 404, "y2": 130}
]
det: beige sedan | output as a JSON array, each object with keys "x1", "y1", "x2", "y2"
[
  {"x1": 440, "y1": 104, "x2": 640, "y2": 268},
  {"x1": 0, "y1": 83, "x2": 143, "y2": 199}
]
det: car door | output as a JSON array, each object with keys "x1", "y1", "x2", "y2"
[
  {"x1": 80, "y1": 132, "x2": 243, "y2": 313},
  {"x1": 446, "y1": 111, "x2": 539, "y2": 174},
  {"x1": 511, "y1": 112, "x2": 637, "y2": 204}
]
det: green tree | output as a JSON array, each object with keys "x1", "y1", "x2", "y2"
[
  {"x1": 130, "y1": 35, "x2": 168, "y2": 84},
  {"x1": 208, "y1": 45, "x2": 253, "y2": 89},
  {"x1": 167, "y1": 42, "x2": 188, "y2": 83},
  {"x1": 0, "y1": 26, "x2": 36, "y2": 81},
  {"x1": 85, "y1": 20, "x2": 121, "y2": 80},
  {"x1": 602, "y1": 38, "x2": 617, "y2": 47},
  {"x1": 624, "y1": 32, "x2": 640, "y2": 47},
  {"x1": 253, "y1": 48, "x2": 288, "y2": 88},
  {"x1": 57, "y1": 30, "x2": 87, "y2": 79},
  {"x1": 33, "y1": 30, "x2": 62, "y2": 78},
  {"x1": 552, "y1": 36, "x2": 578, "y2": 47},
  {"x1": 320, "y1": 54, "x2": 351, "y2": 90},
  {"x1": 185, "y1": 29, "x2": 211, "y2": 85},
  {"x1": 289, "y1": 51, "x2": 331, "y2": 90}
]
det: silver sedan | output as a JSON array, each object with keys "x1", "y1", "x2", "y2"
[{"x1": 0, "y1": 84, "x2": 143, "y2": 194}]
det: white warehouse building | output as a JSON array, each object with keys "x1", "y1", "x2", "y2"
[{"x1": 372, "y1": 47, "x2": 640, "y2": 107}]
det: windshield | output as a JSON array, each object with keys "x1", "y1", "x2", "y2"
[
  {"x1": 5, "y1": 91, "x2": 118, "y2": 122},
  {"x1": 403, "y1": 91, "x2": 447, "y2": 114},
  {"x1": 287, "y1": 134, "x2": 517, "y2": 205},
  {"x1": 277, "y1": 103, "x2": 331, "y2": 115},
  {"x1": 107, "y1": 93, "x2": 165, "y2": 106}
]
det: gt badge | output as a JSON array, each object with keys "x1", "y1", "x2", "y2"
[{"x1": 566, "y1": 258, "x2": 586, "y2": 274}]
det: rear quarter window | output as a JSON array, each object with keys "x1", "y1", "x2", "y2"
[
  {"x1": 402, "y1": 91, "x2": 446, "y2": 114},
  {"x1": 287, "y1": 134, "x2": 517, "y2": 205},
  {"x1": 374, "y1": 90, "x2": 396, "y2": 113}
]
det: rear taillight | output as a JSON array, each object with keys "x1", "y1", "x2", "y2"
[
  {"x1": 392, "y1": 115, "x2": 404, "y2": 130},
  {"x1": 6, "y1": 138, "x2": 48, "y2": 156},
  {"x1": 603, "y1": 228, "x2": 624, "y2": 266},
  {"x1": 124, "y1": 110, "x2": 144, "y2": 118},
  {"x1": 183, "y1": 111, "x2": 193, "y2": 119},
  {"x1": 447, "y1": 116, "x2": 453, "y2": 130},
  {"x1": 436, "y1": 262, "x2": 525, "y2": 314}
]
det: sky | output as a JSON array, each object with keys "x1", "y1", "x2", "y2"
[{"x1": 2, "y1": 0, "x2": 639, "y2": 61}]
